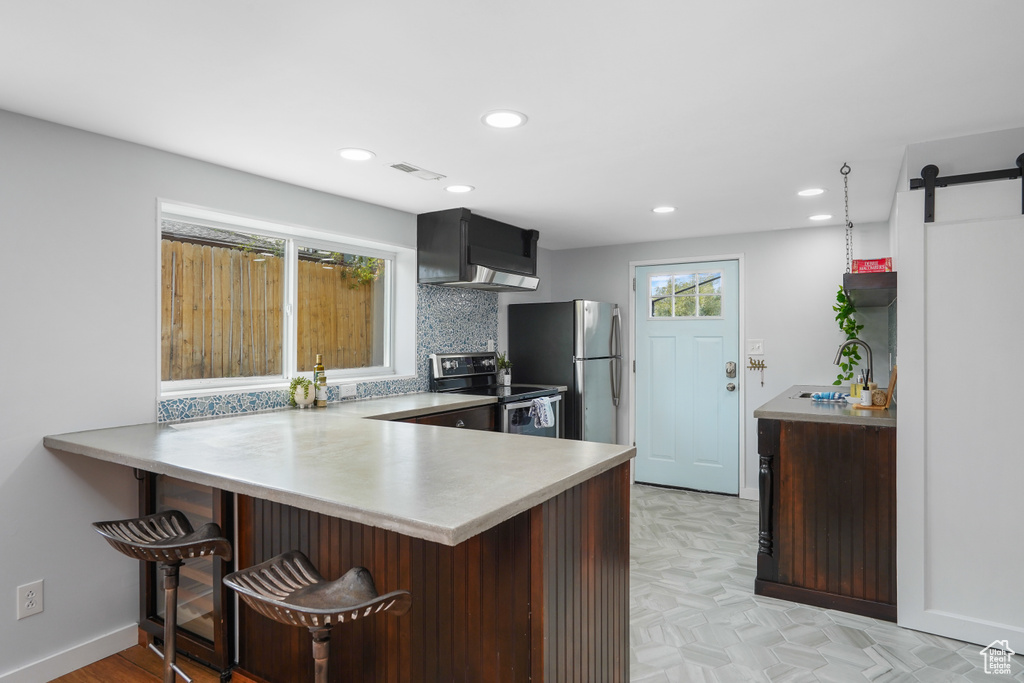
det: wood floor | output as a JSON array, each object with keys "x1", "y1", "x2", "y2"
[{"x1": 52, "y1": 645, "x2": 224, "y2": 683}]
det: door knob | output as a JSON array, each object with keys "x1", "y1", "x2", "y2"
[{"x1": 726, "y1": 383, "x2": 736, "y2": 392}]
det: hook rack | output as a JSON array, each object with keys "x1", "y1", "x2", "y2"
[
  {"x1": 748, "y1": 358, "x2": 767, "y2": 387},
  {"x1": 909, "y1": 153, "x2": 1024, "y2": 223}
]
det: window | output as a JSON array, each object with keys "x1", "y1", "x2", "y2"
[
  {"x1": 648, "y1": 271, "x2": 722, "y2": 319},
  {"x1": 159, "y1": 202, "x2": 402, "y2": 394}
]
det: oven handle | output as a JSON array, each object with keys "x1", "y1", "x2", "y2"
[{"x1": 503, "y1": 394, "x2": 562, "y2": 411}]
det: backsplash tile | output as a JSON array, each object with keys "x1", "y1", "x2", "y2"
[{"x1": 159, "y1": 284, "x2": 498, "y2": 421}]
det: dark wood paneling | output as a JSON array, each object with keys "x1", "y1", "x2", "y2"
[
  {"x1": 757, "y1": 419, "x2": 896, "y2": 621},
  {"x1": 535, "y1": 463, "x2": 630, "y2": 683},
  {"x1": 234, "y1": 461, "x2": 630, "y2": 682}
]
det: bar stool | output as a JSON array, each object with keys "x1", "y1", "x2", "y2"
[
  {"x1": 93, "y1": 510, "x2": 232, "y2": 683},
  {"x1": 223, "y1": 550, "x2": 411, "y2": 683}
]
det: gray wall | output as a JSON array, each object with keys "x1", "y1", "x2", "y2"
[
  {"x1": 502, "y1": 221, "x2": 892, "y2": 495},
  {"x1": 0, "y1": 109, "x2": 414, "y2": 677}
]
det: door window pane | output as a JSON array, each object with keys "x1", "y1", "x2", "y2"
[
  {"x1": 647, "y1": 270, "x2": 723, "y2": 319},
  {"x1": 675, "y1": 296, "x2": 696, "y2": 317}
]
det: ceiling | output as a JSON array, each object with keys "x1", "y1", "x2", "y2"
[{"x1": 3, "y1": 1, "x2": 1023, "y2": 250}]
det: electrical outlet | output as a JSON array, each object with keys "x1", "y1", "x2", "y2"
[
  {"x1": 17, "y1": 580, "x2": 43, "y2": 620},
  {"x1": 747, "y1": 339, "x2": 765, "y2": 355},
  {"x1": 487, "y1": 339, "x2": 495, "y2": 352},
  {"x1": 339, "y1": 384, "x2": 357, "y2": 398}
]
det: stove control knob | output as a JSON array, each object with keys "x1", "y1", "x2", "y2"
[{"x1": 442, "y1": 360, "x2": 453, "y2": 370}]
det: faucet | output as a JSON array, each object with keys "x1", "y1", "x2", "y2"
[{"x1": 834, "y1": 339, "x2": 873, "y2": 383}]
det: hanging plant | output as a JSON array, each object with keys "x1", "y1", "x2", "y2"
[{"x1": 832, "y1": 286, "x2": 864, "y2": 385}]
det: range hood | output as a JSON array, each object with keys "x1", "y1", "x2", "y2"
[{"x1": 417, "y1": 208, "x2": 540, "y2": 292}]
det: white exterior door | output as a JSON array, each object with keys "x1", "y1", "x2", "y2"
[{"x1": 634, "y1": 260, "x2": 740, "y2": 494}]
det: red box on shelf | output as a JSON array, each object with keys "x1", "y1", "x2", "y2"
[{"x1": 852, "y1": 258, "x2": 892, "y2": 273}]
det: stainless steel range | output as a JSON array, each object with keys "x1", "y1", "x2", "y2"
[{"x1": 429, "y1": 352, "x2": 562, "y2": 437}]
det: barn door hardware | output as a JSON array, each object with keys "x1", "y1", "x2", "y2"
[{"x1": 909, "y1": 154, "x2": 1024, "y2": 222}]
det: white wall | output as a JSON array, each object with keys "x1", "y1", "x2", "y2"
[
  {"x1": 897, "y1": 127, "x2": 1024, "y2": 648},
  {"x1": 0, "y1": 109, "x2": 414, "y2": 679},
  {"x1": 502, "y1": 221, "x2": 892, "y2": 496}
]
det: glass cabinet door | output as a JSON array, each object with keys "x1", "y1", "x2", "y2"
[{"x1": 140, "y1": 473, "x2": 233, "y2": 672}]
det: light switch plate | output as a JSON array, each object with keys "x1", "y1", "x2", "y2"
[{"x1": 747, "y1": 339, "x2": 765, "y2": 355}]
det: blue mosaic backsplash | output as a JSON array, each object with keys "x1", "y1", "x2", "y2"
[{"x1": 158, "y1": 284, "x2": 499, "y2": 422}]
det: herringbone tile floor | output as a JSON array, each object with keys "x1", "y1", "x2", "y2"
[{"x1": 629, "y1": 484, "x2": 1023, "y2": 682}]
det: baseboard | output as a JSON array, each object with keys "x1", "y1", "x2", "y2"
[
  {"x1": 0, "y1": 623, "x2": 137, "y2": 682},
  {"x1": 740, "y1": 486, "x2": 759, "y2": 501},
  {"x1": 898, "y1": 609, "x2": 1024, "y2": 650},
  {"x1": 755, "y1": 579, "x2": 897, "y2": 622}
]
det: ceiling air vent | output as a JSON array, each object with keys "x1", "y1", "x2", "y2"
[{"x1": 390, "y1": 162, "x2": 446, "y2": 181}]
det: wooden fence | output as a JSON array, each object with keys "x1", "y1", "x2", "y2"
[{"x1": 161, "y1": 239, "x2": 376, "y2": 381}]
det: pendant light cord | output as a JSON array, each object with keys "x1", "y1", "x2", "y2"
[{"x1": 842, "y1": 163, "x2": 853, "y2": 273}]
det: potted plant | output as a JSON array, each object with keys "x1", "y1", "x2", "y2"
[
  {"x1": 289, "y1": 377, "x2": 315, "y2": 407},
  {"x1": 496, "y1": 351, "x2": 513, "y2": 386}
]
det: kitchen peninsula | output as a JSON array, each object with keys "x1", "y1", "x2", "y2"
[
  {"x1": 754, "y1": 386, "x2": 896, "y2": 621},
  {"x1": 45, "y1": 393, "x2": 634, "y2": 682}
]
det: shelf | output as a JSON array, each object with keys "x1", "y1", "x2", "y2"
[{"x1": 844, "y1": 272, "x2": 897, "y2": 308}]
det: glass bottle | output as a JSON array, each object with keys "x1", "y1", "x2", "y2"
[{"x1": 314, "y1": 354, "x2": 327, "y2": 407}]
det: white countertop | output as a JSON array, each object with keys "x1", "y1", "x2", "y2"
[{"x1": 45, "y1": 394, "x2": 633, "y2": 546}]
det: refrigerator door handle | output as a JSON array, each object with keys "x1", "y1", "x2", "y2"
[
  {"x1": 611, "y1": 307, "x2": 621, "y2": 357},
  {"x1": 611, "y1": 357, "x2": 621, "y2": 407}
]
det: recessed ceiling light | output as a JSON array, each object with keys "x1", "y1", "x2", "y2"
[
  {"x1": 445, "y1": 185, "x2": 475, "y2": 193},
  {"x1": 482, "y1": 110, "x2": 528, "y2": 129},
  {"x1": 809, "y1": 214, "x2": 833, "y2": 221},
  {"x1": 798, "y1": 188, "x2": 826, "y2": 197},
  {"x1": 338, "y1": 148, "x2": 375, "y2": 161},
  {"x1": 652, "y1": 206, "x2": 676, "y2": 214}
]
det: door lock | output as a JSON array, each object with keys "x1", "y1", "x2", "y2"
[
  {"x1": 726, "y1": 383, "x2": 736, "y2": 392},
  {"x1": 725, "y1": 361, "x2": 736, "y2": 378}
]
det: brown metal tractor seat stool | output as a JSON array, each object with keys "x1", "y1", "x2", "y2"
[
  {"x1": 223, "y1": 550, "x2": 412, "y2": 683},
  {"x1": 92, "y1": 510, "x2": 232, "y2": 683}
]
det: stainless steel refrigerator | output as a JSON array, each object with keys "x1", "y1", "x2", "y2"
[{"x1": 508, "y1": 300, "x2": 621, "y2": 443}]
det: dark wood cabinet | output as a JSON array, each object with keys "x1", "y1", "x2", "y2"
[
  {"x1": 397, "y1": 404, "x2": 498, "y2": 431},
  {"x1": 139, "y1": 473, "x2": 234, "y2": 673},
  {"x1": 755, "y1": 419, "x2": 896, "y2": 621}
]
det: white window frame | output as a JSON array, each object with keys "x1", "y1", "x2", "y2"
[
  {"x1": 157, "y1": 200, "x2": 415, "y2": 398},
  {"x1": 646, "y1": 270, "x2": 725, "y2": 320}
]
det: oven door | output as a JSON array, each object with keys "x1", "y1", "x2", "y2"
[{"x1": 501, "y1": 395, "x2": 562, "y2": 437}]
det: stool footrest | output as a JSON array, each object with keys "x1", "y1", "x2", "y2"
[{"x1": 147, "y1": 643, "x2": 193, "y2": 683}]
